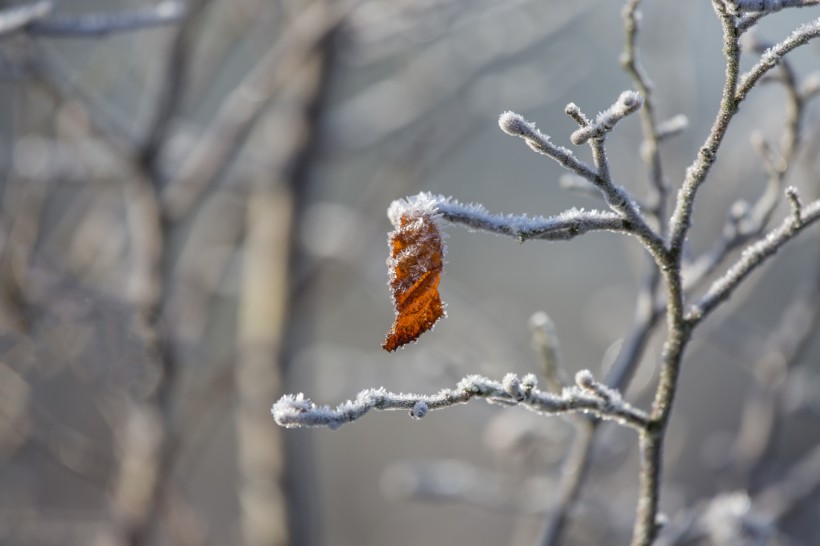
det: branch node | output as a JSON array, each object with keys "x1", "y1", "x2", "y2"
[
  {"x1": 497, "y1": 111, "x2": 599, "y2": 181},
  {"x1": 503, "y1": 373, "x2": 526, "y2": 401},
  {"x1": 575, "y1": 369, "x2": 616, "y2": 407},
  {"x1": 570, "y1": 90, "x2": 643, "y2": 145},
  {"x1": 410, "y1": 401, "x2": 429, "y2": 420},
  {"x1": 564, "y1": 103, "x2": 590, "y2": 127},
  {"x1": 785, "y1": 186, "x2": 803, "y2": 224}
]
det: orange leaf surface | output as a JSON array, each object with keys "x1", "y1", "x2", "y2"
[{"x1": 383, "y1": 211, "x2": 446, "y2": 351}]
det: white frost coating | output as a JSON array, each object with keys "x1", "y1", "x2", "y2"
[
  {"x1": 737, "y1": 18, "x2": 820, "y2": 99},
  {"x1": 688, "y1": 198, "x2": 820, "y2": 323},
  {"x1": 498, "y1": 111, "x2": 534, "y2": 136},
  {"x1": 272, "y1": 372, "x2": 649, "y2": 431},
  {"x1": 386, "y1": 192, "x2": 628, "y2": 241},
  {"x1": 498, "y1": 111, "x2": 574, "y2": 158},
  {"x1": 575, "y1": 370, "x2": 595, "y2": 389},
  {"x1": 730, "y1": 0, "x2": 817, "y2": 13},
  {"x1": 571, "y1": 90, "x2": 644, "y2": 145},
  {"x1": 387, "y1": 192, "x2": 444, "y2": 227},
  {"x1": 502, "y1": 373, "x2": 525, "y2": 401}
]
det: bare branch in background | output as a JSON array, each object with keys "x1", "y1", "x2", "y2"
[
  {"x1": 27, "y1": 2, "x2": 186, "y2": 38},
  {"x1": 0, "y1": 1, "x2": 52, "y2": 38},
  {"x1": 161, "y1": 0, "x2": 353, "y2": 220}
]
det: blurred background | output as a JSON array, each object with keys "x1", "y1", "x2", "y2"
[{"x1": 0, "y1": 0, "x2": 819, "y2": 545}]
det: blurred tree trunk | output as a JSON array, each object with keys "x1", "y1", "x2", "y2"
[
  {"x1": 237, "y1": 186, "x2": 294, "y2": 546},
  {"x1": 235, "y1": 3, "x2": 337, "y2": 543}
]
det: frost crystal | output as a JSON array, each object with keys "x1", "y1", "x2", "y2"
[{"x1": 387, "y1": 192, "x2": 446, "y2": 227}]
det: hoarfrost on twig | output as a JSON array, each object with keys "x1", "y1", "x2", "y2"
[
  {"x1": 388, "y1": 192, "x2": 630, "y2": 242},
  {"x1": 272, "y1": 371, "x2": 649, "y2": 431}
]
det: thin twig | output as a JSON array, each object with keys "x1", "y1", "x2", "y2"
[
  {"x1": 682, "y1": 36, "x2": 807, "y2": 293},
  {"x1": 273, "y1": 371, "x2": 650, "y2": 432},
  {"x1": 730, "y1": 0, "x2": 820, "y2": 13},
  {"x1": 538, "y1": 7, "x2": 673, "y2": 541},
  {"x1": 687, "y1": 196, "x2": 820, "y2": 324},
  {"x1": 621, "y1": 0, "x2": 671, "y2": 224},
  {"x1": 668, "y1": 2, "x2": 741, "y2": 255},
  {"x1": 393, "y1": 192, "x2": 632, "y2": 241},
  {"x1": 498, "y1": 111, "x2": 600, "y2": 181},
  {"x1": 736, "y1": 17, "x2": 820, "y2": 101},
  {"x1": 498, "y1": 108, "x2": 664, "y2": 256}
]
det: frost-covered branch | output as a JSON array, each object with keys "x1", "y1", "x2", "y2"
[
  {"x1": 736, "y1": 18, "x2": 820, "y2": 101},
  {"x1": 440, "y1": 202, "x2": 629, "y2": 241},
  {"x1": 785, "y1": 186, "x2": 804, "y2": 223},
  {"x1": 498, "y1": 105, "x2": 663, "y2": 256},
  {"x1": 687, "y1": 194, "x2": 820, "y2": 324},
  {"x1": 392, "y1": 192, "x2": 630, "y2": 242},
  {"x1": 671, "y1": 5, "x2": 816, "y2": 254},
  {"x1": 668, "y1": 3, "x2": 741, "y2": 253},
  {"x1": 498, "y1": 112, "x2": 598, "y2": 181},
  {"x1": 729, "y1": 0, "x2": 820, "y2": 13},
  {"x1": 273, "y1": 371, "x2": 650, "y2": 431},
  {"x1": 569, "y1": 91, "x2": 643, "y2": 145},
  {"x1": 684, "y1": 27, "x2": 811, "y2": 294},
  {"x1": 538, "y1": 12, "x2": 673, "y2": 544}
]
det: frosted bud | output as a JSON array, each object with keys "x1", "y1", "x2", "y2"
[
  {"x1": 498, "y1": 111, "x2": 532, "y2": 137},
  {"x1": 410, "y1": 401, "x2": 429, "y2": 420},
  {"x1": 575, "y1": 370, "x2": 595, "y2": 389}
]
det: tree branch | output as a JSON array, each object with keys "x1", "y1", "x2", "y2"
[
  {"x1": 729, "y1": 0, "x2": 820, "y2": 13},
  {"x1": 668, "y1": 2, "x2": 741, "y2": 254},
  {"x1": 273, "y1": 371, "x2": 650, "y2": 432},
  {"x1": 498, "y1": 106, "x2": 664, "y2": 256},
  {"x1": 391, "y1": 192, "x2": 631, "y2": 242},
  {"x1": 736, "y1": 17, "x2": 820, "y2": 101},
  {"x1": 687, "y1": 195, "x2": 820, "y2": 324}
]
